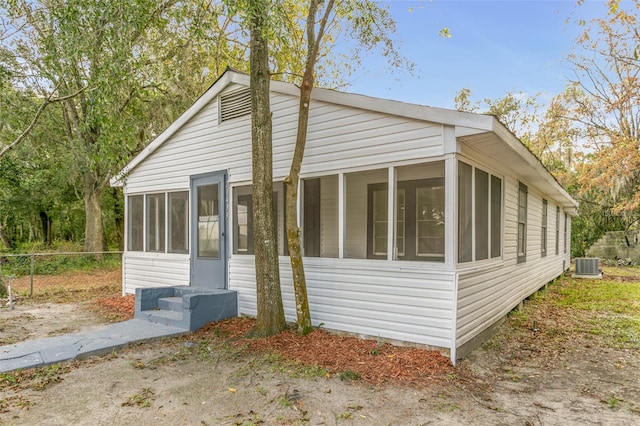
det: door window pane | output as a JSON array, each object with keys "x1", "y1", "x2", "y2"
[
  {"x1": 198, "y1": 184, "x2": 219, "y2": 258},
  {"x1": 169, "y1": 192, "x2": 189, "y2": 253}
]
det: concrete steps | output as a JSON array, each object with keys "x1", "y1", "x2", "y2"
[{"x1": 134, "y1": 286, "x2": 238, "y2": 331}]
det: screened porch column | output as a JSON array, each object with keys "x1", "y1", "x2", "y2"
[
  {"x1": 338, "y1": 172, "x2": 345, "y2": 258},
  {"x1": 443, "y1": 124, "x2": 459, "y2": 267},
  {"x1": 387, "y1": 166, "x2": 396, "y2": 261},
  {"x1": 444, "y1": 155, "x2": 457, "y2": 267}
]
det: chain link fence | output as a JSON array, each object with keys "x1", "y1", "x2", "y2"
[{"x1": 0, "y1": 251, "x2": 122, "y2": 300}]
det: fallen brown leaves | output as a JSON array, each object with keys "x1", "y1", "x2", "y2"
[
  {"x1": 603, "y1": 274, "x2": 640, "y2": 283},
  {"x1": 193, "y1": 317, "x2": 454, "y2": 386},
  {"x1": 87, "y1": 287, "x2": 453, "y2": 387},
  {"x1": 92, "y1": 294, "x2": 135, "y2": 322},
  {"x1": 8, "y1": 269, "x2": 122, "y2": 303}
]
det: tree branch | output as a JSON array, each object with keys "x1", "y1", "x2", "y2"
[{"x1": 0, "y1": 84, "x2": 90, "y2": 160}]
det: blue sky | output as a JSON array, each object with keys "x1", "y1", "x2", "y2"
[{"x1": 345, "y1": 0, "x2": 608, "y2": 109}]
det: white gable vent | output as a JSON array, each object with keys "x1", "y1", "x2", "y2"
[
  {"x1": 573, "y1": 258, "x2": 602, "y2": 278},
  {"x1": 220, "y1": 88, "x2": 251, "y2": 122}
]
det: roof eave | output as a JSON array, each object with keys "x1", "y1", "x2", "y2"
[
  {"x1": 460, "y1": 119, "x2": 579, "y2": 211},
  {"x1": 111, "y1": 71, "x2": 239, "y2": 187}
]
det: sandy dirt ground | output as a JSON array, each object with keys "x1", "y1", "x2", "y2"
[
  {"x1": 1, "y1": 299, "x2": 638, "y2": 426},
  {"x1": 0, "y1": 303, "x2": 110, "y2": 345}
]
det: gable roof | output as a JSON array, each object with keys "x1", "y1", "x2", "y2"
[{"x1": 111, "y1": 68, "x2": 578, "y2": 212}]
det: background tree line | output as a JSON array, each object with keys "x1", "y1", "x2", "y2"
[{"x1": 1, "y1": 0, "x2": 638, "y2": 258}]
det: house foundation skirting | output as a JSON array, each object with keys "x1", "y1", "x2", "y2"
[{"x1": 455, "y1": 316, "x2": 506, "y2": 360}]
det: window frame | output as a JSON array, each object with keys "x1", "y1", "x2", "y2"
[
  {"x1": 367, "y1": 182, "x2": 389, "y2": 259},
  {"x1": 127, "y1": 195, "x2": 144, "y2": 252},
  {"x1": 145, "y1": 193, "x2": 166, "y2": 253},
  {"x1": 517, "y1": 182, "x2": 528, "y2": 264},
  {"x1": 474, "y1": 168, "x2": 489, "y2": 261},
  {"x1": 127, "y1": 191, "x2": 189, "y2": 254},
  {"x1": 564, "y1": 213, "x2": 568, "y2": 254},
  {"x1": 541, "y1": 199, "x2": 548, "y2": 257},
  {"x1": 232, "y1": 183, "x2": 285, "y2": 256},
  {"x1": 457, "y1": 160, "x2": 503, "y2": 264},
  {"x1": 366, "y1": 177, "x2": 445, "y2": 262},
  {"x1": 234, "y1": 191, "x2": 254, "y2": 255},
  {"x1": 490, "y1": 175, "x2": 502, "y2": 259},
  {"x1": 168, "y1": 191, "x2": 189, "y2": 254},
  {"x1": 555, "y1": 206, "x2": 560, "y2": 255}
]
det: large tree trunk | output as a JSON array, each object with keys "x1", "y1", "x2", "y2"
[
  {"x1": 83, "y1": 173, "x2": 107, "y2": 255},
  {"x1": 40, "y1": 211, "x2": 52, "y2": 246},
  {"x1": 249, "y1": 0, "x2": 286, "y2": 338},
  {"x1": 0, "y1": 220, "x2": 13, "y2": 250}
]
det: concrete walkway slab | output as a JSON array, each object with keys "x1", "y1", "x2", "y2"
[{"x1": 0, "y1": 319, "x2": 188, "y2": 373}]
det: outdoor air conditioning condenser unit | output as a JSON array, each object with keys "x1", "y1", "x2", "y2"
[{"x1": 573, "y1": 257, "x2": 602, "y2": 278}]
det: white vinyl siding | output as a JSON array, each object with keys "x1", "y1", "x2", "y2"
[
  {"x1": 122, "y1": 252, "x2": 190, "y2": 294},
  {"x1": 230, "y1": 257, "x2": 456, "y2": 349},
  {"x1": 456, "y1": 254, "x2": 563, "y2": 348},
  {"x1": 455, "y1": 177, "x2": 566, "y2": 348},
  {"x1": 125, "y1": 89, "x2": 443, "y2": 195}
]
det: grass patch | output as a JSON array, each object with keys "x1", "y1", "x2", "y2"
[
  {"x1": 508, "y1": 309, "x2": 529, "y2": 327},
  {"x1": 605, "y1": 394, "x2": 623, "y2": 409},
  {"x1": 552, "y1": 279, "x2": 640, "y2": 314},
  {"x1": 586, "y1": 315, "x2": 640, "y2": 349},
  {"x1": 495, "y1": 269, "x2": 640, "y2": 352},
  {"x1": 537, "y1": 270, "x2": 640, "y2": 349},
  {"x1": 122, "y1": 387, "x2": 155, "y2": 408},
  {"x1": 339, "y1": 369, "x2": 361, "y2": 381},
  {"x1": 0, "y1": 252, "x2": 121, "y2": 278},
  {"x1": 262, "y1": 353, "x2": 327, "y2": 379},
  {"x1": 601, "y1": 265, "x2": 640, "y2": 277},
  {"x1": 0, "y1": 266, "x2": 122, "y2": 304},
  {"x1": 0, "y1": 364, "x2": 70, "y2": 392}
]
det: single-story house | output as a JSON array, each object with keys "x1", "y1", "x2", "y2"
[{"x1": 111, "y1": 68, "x2": 578, "y2": 362}]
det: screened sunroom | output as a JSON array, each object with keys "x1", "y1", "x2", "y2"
[{"x1": 113, "y1": 69, "x2": 577, "y2": 362}]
